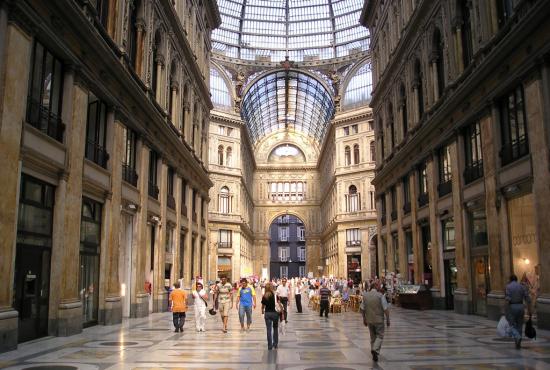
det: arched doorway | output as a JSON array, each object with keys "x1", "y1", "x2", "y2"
[{"x1": 268, "y1": 214, "x2": 306, "y2": 279}]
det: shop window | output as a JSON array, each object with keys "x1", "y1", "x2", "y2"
[
  {"x1": 393, "y1": 233, "x2": 400, "y2": 273},
  {"x1": 165, "y1": 227, "x2": 174, "y2": 253},
  {"x1": 280, "y1": 265, "x2": 288, "y2": 278},
  {"x1": 463, "y1": 122, "x2": 483, "y2": 184},
  {"x1": 122, "y1": 126, "x2": 138, "y2": 186},
  {"x1": 438, "y1": 145, "x2": 452, "y2": 196},
  {"x1": 442, "y1": 218, "x2": 455, "y2": 250},
  {"x1": 499, "y1": 85, "x2": 528, "y2": 165},
  {"x1": 17, "y1": 174, "x2": 55, "y2": 245},
  {"x1": 27, "y1": 41, "x2": 65, "y2": 142}
]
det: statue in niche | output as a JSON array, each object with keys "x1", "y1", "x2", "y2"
[{"x1": 234, "y1": 69, "x2": 246, "y2": 113}]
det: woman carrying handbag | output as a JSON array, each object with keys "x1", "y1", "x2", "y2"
[
  {"x1": 192, "y1": 282, "x2": 208, "y2": 332},
  {"x1": 261, "y1": 283, "x2": 279, "y2": 350}
]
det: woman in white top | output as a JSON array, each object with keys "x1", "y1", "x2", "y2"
[{"x1": 192, "y1": 282, "x2": 208, "y2": 332}]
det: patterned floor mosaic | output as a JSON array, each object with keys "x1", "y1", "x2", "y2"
[{"x1": 2, "y1": 297, "x2": 550, "y2": 370}]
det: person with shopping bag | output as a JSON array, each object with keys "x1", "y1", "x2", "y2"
[{"x1": 505, "y1": 274, "x2": 532, "y2": 349}]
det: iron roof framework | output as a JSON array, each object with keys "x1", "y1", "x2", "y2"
[
  {"x1": 212, "y1": 0, "x2": 369, "y2": 62},
  {"x1": 241, "y1": 70, "x2": 335, "y2": 144}
]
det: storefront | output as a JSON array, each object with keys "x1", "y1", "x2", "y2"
[
  {"x1": 347, "y1": 255, "x2": 361, "y2": 284},
  {"x1": 441, "y1": 217, "x2": 456, "y2": 309},
  {"x1": 405, "y1": 230, "x2": 414, "y2": 283},
  {"x1": 217, "y1": 256, "x2": 232, "y2": 280},
  {"x1": 14, "y1": 175, "x2": 54, "y2": 342},
  {"x1": 80, "y1": 198, "x2": 102, "y2": 327},
  {"x1": 469, "y1": 209, "x2": 489, "y2": 316}
]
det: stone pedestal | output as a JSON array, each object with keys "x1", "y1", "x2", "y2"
[
  {"x1": 0, "y1": 309, "x2": 18, "y2": 352},
  {"x1": 54, "y1": 301, "x2": 82, "y2": 336},
  {"x1": 101, "y1": 296, "x2": 122, "y2": 325},
  {"x1": 133, "y1": 293, "x2": 150, "y2": 318},
  {"x1": 453, "y1": 288, "x2": 472, "y2": 315},
  {"x1": 486, "y1": 291, "x2": 506, "y2": 321}
]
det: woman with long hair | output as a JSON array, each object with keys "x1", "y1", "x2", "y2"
[{"x1": 261, "y1": 282, "x2": 279, "y2": 350}]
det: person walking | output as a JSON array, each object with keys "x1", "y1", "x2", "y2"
[
  {"x1": 236, "y1": 278, "x2": 256, "y2": 331},
  {"x1": 319, "y1": 283, "x2": 331, "y2": 318},
  {"x1": 505, "y1": 274, "x2": 532, "y2": 349},
  {"x1": 192, "y1": 281, "x2": 208, "y2": 332},
  {"x1": 169, "y1": 281, "x2": 187, "y2": 332},
  {"x1": 361, "y1": 283, "x2": 390, "y2": 362},
  {"x1": 295, "y1": 280, "x2": 303, "y2": 313},
  {"x1": 215, "y1": 276, "x2": 233, "y2": 333},
  {"x1": 261, "y1": 282, "x2": 279, "y2": 350},
  {"x1": 276, "y1": 278, "x2": 290, "y2": 323}
]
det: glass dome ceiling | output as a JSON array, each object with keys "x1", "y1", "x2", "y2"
[
  {"x1": 212, "y1": 0, "x2": 369, "y2": 62},
  {"x1": 241, "y1": 70, "x2": 334, "y2": 144}
]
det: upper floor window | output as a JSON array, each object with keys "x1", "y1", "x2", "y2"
[
  {"x1": 226, "y1": 147, "x2": 232, "y2": 166},
  {"x1": 458, "y1": 0, "x2": 473, "y2": 69},
  {"x1": 346, "y1": 228, "x2": 361, "y2": 246},
  {"x1": 353, "y1": 144, "x2": 360, "y2": 164},
  {"x1": 433, "y1": 28, "x2": 445, "y2": 98},
  {"x1": 414, "y1": 59, "x2": 424, "y2": 119},
  {"x1": 27, "y1": 41, "x2": 65, "y2": 142},
  {"x1": 219, "y1": 186, "x2": 231, "y2": 214},
  {"x1": 85, "y1": 94, "x2": 109, "y2": 168},
  {"x1": 127, "y1": 0, "x2": 141, "y2": 71},
  {"x1": 438, "y1": 145, "x2": 452, "y2": 196},
  {"x1": 370, "y1": 141, "x2": 376, "y2": 162},
  {"x1": 463, "y1": 122, "x2": 483, "y2": 184},
  {"x1": 218, "y1": 145, "x2": 224, "y2": 165},
  {"x1": 344, "y1": 146, "x2": 351, "y2": 166},
  {"x1": 278, "y1": 246, "x2": 290, "y2": 262},
  {"x1": 499, "y1": 86, "x2": 528, "y2": 165},
  {"x1": 343, "y1": 126, "x2": 350, "y2": 136},
  {"x1": 390, "y1": 186, "x2": 397, "y2": 221},
  {"x1": 388, "y1": 103, "x2": 395, "y2": 149},
  {"x1": 403, "y1": 175, "x2": 411, "y2": 214},
  {"x1": 380, "y1": 194, "x2": 387, "y2": 225},
  {"x1": 497, "y1": 0, "x2": 514, "y2": 28},
  {"x1": 298, "y1": 247, "x2": 306, "y2": 262},
  {"x1": 297, "y1": 226, "x2": 305, "y2": 241},
  {"x1": 346, "y1": 185, "x2": 360, "y2": 212},
  {"x1": 400, "y1": 84, "x2": 408, "y2": 138},
  {"x1": 218, "y1": 229, "x2": 232, "y2": 248},
  {"x1": 343, "y1": 63, "x2": 373, "y2": 109},
  {"x1": 167, "y1": 166, "x2": 175, "y2": 209},
  {"x1": 95, "y1": 0, "x2": 110, "y2": 30},
  {"x1": 352, "y1": 124, "x2": 358, "y2": 134},
  {"x1": 165, "y1": 227, "x2": 174, "y2": 253},
  {"x1": 418, "y1": 162, "x2": 429, "y2": 207},
  {"x1": 269, "y1": 181, "x2": 306, "y2": 202},
  {"x1": 122, "y1": 126, "x2": 138, "y2": 186},
  {"x1": 279, "y1": 226, "x2": 289, "y2": 242},
  {"x1": 148, "y1": 150, "x2": 159, "y2": 199}
]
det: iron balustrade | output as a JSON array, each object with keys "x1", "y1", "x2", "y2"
[
  {"x1": 148, "y1": 181, "x2": 159, "y2": 199},
  {"x1": 85, "y1": 140, "x2": 109, "y2": 168},
  {"x1": 167, "y1": 194, "x2": 176, "y2": 210},
  {"x1": 26, "y1": 98, "x2": 65, "y2": 142},
  {"x1": 438, "y1": 180, "x2": 452, "y2": 197},
  {"x1": 218, "y1": 242, "x2": 232, "y2": 248},
  {"x1": 463, "y1": 160, "x2": 483, "y2": 184},
  {"x1": 122, "y1": 164, "x2": 138, "y2": 186},
  {"x1": 346, "y1": 240, "x2": 362, "y2": 247},
  {"x1": 418, "y1": 192, "x2": 429, "y2": 207},
  {"x1": 500, "y1": 136, "x2": 528, "y2": 166}
]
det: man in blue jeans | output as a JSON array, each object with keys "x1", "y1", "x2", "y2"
[
  {"x1": 237, "y1": 278, "x2": 256, "y2": 331},
  {"x1": 505, "y1": 274, "x2": 531, "y2": 349}
]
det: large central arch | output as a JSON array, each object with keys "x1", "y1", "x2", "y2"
[{"x1": 268, "y1": 214, "x2": 306, "y2": 279}]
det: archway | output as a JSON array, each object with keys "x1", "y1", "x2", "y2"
[{"x1": 268, "y1": 214, "x2": 306, "y2": 279}]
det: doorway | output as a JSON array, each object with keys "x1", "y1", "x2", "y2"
[
  {"x1": 472, "y1": 255, "x2": 489, "y2": 316},
  {"x1": 443, "y1": 258, "x2": 457, "y2": 310},
  {"x1": 14, "y1": 174, "x2": 54, "y2": 343},
  {"x1": 119, "y1": 213, "x2": 134, "y2": 317}
]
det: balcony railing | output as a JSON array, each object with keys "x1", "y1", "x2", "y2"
[
  {"x1": 279, "y1": 256, "x2": 289, "y2": 262},
  {"x1": 122, "y1": 164, "x2": 138, "y2": 187},
  {"x1": 148, "y1": 181, "x2": 159, "y2": 199},
  {"x1": 85, "y1": 140, "x2": 109, "y2": 168},
  {"x1": 391, "y1": 210, "x2": 397, "y2": 221},
  {"x1": 346, "y1": 240, "x2": 362, "y2": 247},
  {"x1": 218, "y1": 241, "x2": 232, "y2": 248},
  {"x1": 26, "y1": 98, "x2": 65, "y2": 142},
  {"x1": 403, "y1": 202, "x2": 411, "y2": 214},
  {"x1": 438, "y1": 180, "x2": 452, "y2": 197},
  {"x1": 464, "y1": 160, "x2": 483, "y2": 184},
  {"x1": 167, "y1": 194, "x2": 176, "y2": 210},
  {"x1": 500, "y1": 136, "x2": 529, "y2": 166},
  {"x1": 279, "y1": 237, "x2": 289, "y2": 242},
  {"x1": 418, "y1": 192, "x2": 429, "y2": 207}
]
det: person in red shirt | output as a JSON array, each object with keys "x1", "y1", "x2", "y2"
[{"x1": 169, "y1": 281, "x2": 187, "y2": 332}]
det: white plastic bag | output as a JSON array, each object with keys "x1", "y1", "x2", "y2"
[{"x1": 497, "y1": 315, "x2": 511, "y2": 337}]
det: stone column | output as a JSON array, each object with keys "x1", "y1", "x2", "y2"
[
  {"x1": 132, "y1": 142, "x2": 150, "y2": 317},
  {"x1": 397, "y1": 183, "x2": 407, "y2": 276},
  {"x1": 480, "y1": 112, "x2": 505, "y2": 320},
  {"x1": 134, "y1": 20, "x2": 146, "y2": 78},
  {"x1": 410, "y1": 171, "x2": 422, "y2": 284},
  {"x1": 100, "y1": 114, "x2": 123, "y2": 325},
  {"x1": 154, "y1": 160, "x2": 168, "y2": 312},
  {"x1": 170, "y1": 84, "x2": 179, "y2": 128},
  {"x1": 524, "y1": 71, "x2": 550, "y2": 329},
  {"x1": 155, "y1": 56, "x2": 164, "y2": 106},
  {"x1": 184, "y1": 185, "x2": 193, "y2": 286},
  {"x1": 183, "y1": 104, "x2": 191, "y2": 144},
  {"x1": 450, "y1": 139, "x2": 470, "y2": 314},
  {"x1": 173, "y1": 176, "x2": 183, "y2": 280},
  {"x1": 427, "y1": 157, "x2": 443, "y2": 308},
  {"x1": 0, "y1": 20, "x2": 32, "y2": 352},
  {"x1": 50, "y1": 69, "x2": 88, "y2": 336}
]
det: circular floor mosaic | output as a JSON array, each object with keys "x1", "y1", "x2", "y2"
[
  {"x1": 84, "y1": 340, "x2": 154, "y2": 348},
  {"x1": 5, "y1": 364, "x2": 99, "y2": 370}
]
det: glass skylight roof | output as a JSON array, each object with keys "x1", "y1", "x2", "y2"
[
  {"x1": 241, "y1": 70, "x2": 334, "y2": 144},
  {"x1": 212, "y1": 0, "x2": 369, "y2": 62}
]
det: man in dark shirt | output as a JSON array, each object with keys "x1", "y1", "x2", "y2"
[
  {"x1": 319, "y1": 283, "x2": 331, "y2": 318},
  {"x1": 505, "y1": 274, "x2": 531, "y2": 349}
]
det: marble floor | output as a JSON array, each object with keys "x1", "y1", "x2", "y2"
[{"x1": 1, "y1": 299, "x2": 550, "y2": 370}]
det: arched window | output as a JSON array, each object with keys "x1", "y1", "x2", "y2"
[
  {"x1": 388, "y1": 103, "x2": 395, "y2": 149},
  {"x1": 343, "y1": 63, "x2": 373, "y2": 109},
  {"x1": 226, "y1": 147, "x2": 232, "y2": 166},
  {"x1": 219, "y1": 186, "x2": 230, "y2": 213},
  {"x1": 433, "y1": 28, "x2": 445, "y2": 98},
  {"x1": 414, "y1": 59, "x2": 424, "y2": 120},
  {"x1": 458, "y1": 0, "x2": 473, "y2": 69},
  {"x1": 353, "y1": 144, "x2": 360, "y2": 164},
  {"x1": 127, "y1": 0, "x2": 142, "y2": 71},
  {"x1": 168, "y1": 61, "x2": 177, "y2": 124},
  {"x1": 152, "y1": 30, "x2": 162, "y2": 100},
  {"x1": 400, "y1": 84, "x2": 408, "y2": 138},
  {"x1": 370, "y1": 141, "x2": 376, "y2": 162},
  {"x1": 347, "y1": 185, "x2": 360, "y2": 212},
  {"x1": 344, "y1": 146, "x2": 351, "y2": 166},
  {"x1": 218, "y1": 145, "x2": 224, "y2": 165},
  {"x1": 210, "y1": 67, "x2": 232, "y2": 109}
]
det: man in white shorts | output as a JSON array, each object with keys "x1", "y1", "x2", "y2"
[{"x1": 215, "y1": 276, "x2": 233, "y2": 333}]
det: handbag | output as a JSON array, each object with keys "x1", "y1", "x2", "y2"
[{"x1": 525, "y1": 316, "x2": 536, "y2": 339}]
